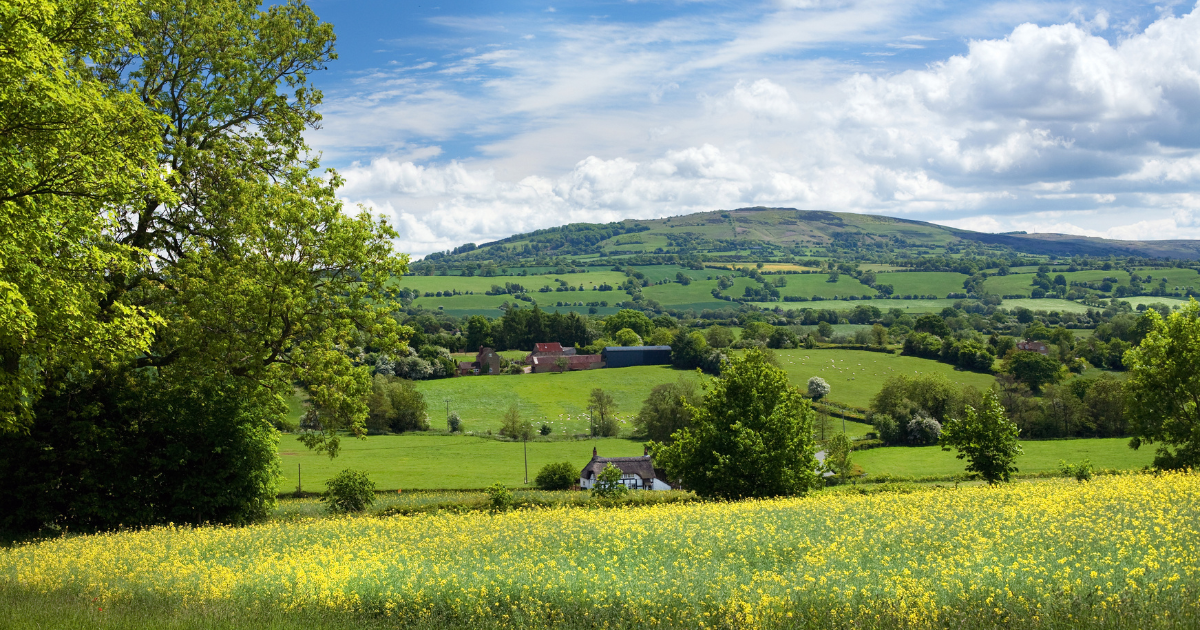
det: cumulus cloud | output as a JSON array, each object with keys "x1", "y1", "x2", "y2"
[{"x1": 326, "y1": 3, "x2": 1200, "y2": 255}]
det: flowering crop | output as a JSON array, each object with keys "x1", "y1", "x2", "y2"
[{"x1": 3, "y1": 473, "x2": 1198, "y2": 629}]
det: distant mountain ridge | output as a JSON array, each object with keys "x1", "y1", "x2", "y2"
[{"x1": 425, "y1": 207, "x2": 1200, "y2": 262}]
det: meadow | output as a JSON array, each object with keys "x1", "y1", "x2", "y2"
[{"x1": 3, "y1": 473, "x2": 1196, "y2": 629}]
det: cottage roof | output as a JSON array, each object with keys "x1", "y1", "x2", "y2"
[
  {"x1": 1016, "y1": 340, "x2": 1050, "y2": 354},
  {"x1": 602, "y1": 345, "x2": 672, "y2": 353},
  {"x1": 534, "y1": 342, "x2": 564, "y2": 353},
  {"x1": 581, "y1": 452, "x2": 657, "y2": 481},
  {"x1": 457, "y1": 361, "x2": 476, "y2": 369}
]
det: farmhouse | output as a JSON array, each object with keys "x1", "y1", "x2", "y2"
[
  {"x1": 456, "y1": 346, "x2": 503, "y2": 375},
  {"x1": 524, "y1": 342, "x2": 576, "y2": 364},
  {"x1": 579, "y1": 447, "x2": 673, "y2": 490},
  {"x1": 528, "y1": 354, "x2": 603, "y2": 373},
  {"x1": 600, "y1": 345, "x2": 672, "y2": 368},
  {"x1": 1017, "y1": 340, "x2": 1050, "y2": 355}
]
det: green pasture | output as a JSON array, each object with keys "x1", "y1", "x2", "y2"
[
  {"x1": 872, "y1": 271, "x2": 968, "y2": 296},
  {"x1": 640, "y1": 278, "x2": 727, "y2": 308},
  {"x1": 414, "y1": 365, "x2": 702, "y2": 434},
  {"x1": 277, "y1": 435, "x2": 646, "y2": 492},
  {"x1": 1001, "y1": 298, "x2": 1094, "y2": 313},
  {"x1": 769, "y1": 348, "x2": 997, "y2": 409},
  {"x1": 1121, "y1": 295, "x2": 1192, "y2": 309},
  {"x1": 775, "y1": 274, "x2": 874, "y2": 299},
  {"x1": 855, "y1": 438, "x2": 1153, "y2": 478},
  {"x1": 982, "y1": 270, "x2": 1131, "y2": 297}
]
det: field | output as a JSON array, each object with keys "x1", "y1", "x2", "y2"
[
  {"x1": 278, "y1": 435, "x2": 647, "y2": 492},
  {"x1": 855, "y1": 437, "x2": 1154, "y2": 477},
  {"x1": 4, "y1": 473, "x2": 1197, "y2": 629}
]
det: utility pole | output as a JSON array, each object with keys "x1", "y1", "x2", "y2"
[{"x1": 523, "y1": 433, "x2": 529, "y2": 485}]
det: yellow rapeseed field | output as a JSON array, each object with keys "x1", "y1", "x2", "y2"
[{"x1": 3, "y1": 473, "x2": 1198, "y2": 629}]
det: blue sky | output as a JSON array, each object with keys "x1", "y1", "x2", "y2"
[{"x1": 301, "y1": 1, "x2": 1200, "y2": 256}]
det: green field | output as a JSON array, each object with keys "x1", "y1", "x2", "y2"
[
  {"x1": 855, "y1": 437, "x2": 1153, "y2": 477},
  {"x1": 278, "y1": 435, "x2": 645, "y2": 492},
  {"x1": 872, "y1": 270, "x2": 968, "y2": 296},
  {"x1": 770, "y1": 348, "x2": 997, "y2": 408}
]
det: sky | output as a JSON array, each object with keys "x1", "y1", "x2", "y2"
[{"x1": 301, "y1": 0, "x2": 1200, "y2": 256}]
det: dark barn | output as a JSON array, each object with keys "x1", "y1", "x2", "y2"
[{"x1": 601, "y1": 345, "x2": 672, "y2": 368}]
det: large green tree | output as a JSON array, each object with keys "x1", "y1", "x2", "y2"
[
  {"x1": 652, "y1": 348, "x2": 818, "y2": 498},
  {"x1": 939, "y1": 390, "x2": 1023, "y2": 484},
  {"x1": 1, "y1": 0, "x2": 410, "y2": 533},
  {"x1": 1124, "y1": 299, "x2": 1200, "y2": 470},
  {"x1": 1, "y1": 0, "x2": 167, "y2": 432}
]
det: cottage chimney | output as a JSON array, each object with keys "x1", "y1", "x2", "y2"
[
  {"x1": 643, "y1": 445, "x2": 649, "y2": 456},
  {"x1": 592, "y1": 447, "x2": 597, "y2": 458}
]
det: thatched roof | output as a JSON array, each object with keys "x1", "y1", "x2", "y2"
[{"x1": 581, "y1": 450, "x2": 657, "y2": 481}]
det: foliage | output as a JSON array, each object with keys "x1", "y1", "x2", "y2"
[
  {"x1": 322, "y1": 469, "x2": 375, "y2": 514},
  {"x1": 591, "y1": 462, "x2": 629, "y2": 498},
  {"x1": 7, "y1": 474, "x2": 1199, "y2": 628},
  {"x1": 869, "y1": 373, "x2": 981, "y2": 445},
  {"x1": 1059, "y1": 459, "x2": 1094, "y2": 482},
  {"x1": 499, "y1": 404, "x2": 532, "y2": 440},
  {"x1": 1, "y1": 0, "x2": 166, "y2": 432},
  {"x1": 906, "y1": 413, "x2": 943, "y2": 446},
  {"x1": 588, "y1": 388, "x2": 619, "y2": 437},
  {"x1": 807, "y1": 376, "x2": 830, "y2": 401},
  {"x1": 364, "y1": 376, "x2": 429, "y2": 433},
  {"x1": 821, "y1": 432, "x2": 854, "y2": 483},
  {"x1": 612, "y1": 328, "x2": 643, "y2": 346},
  {"x1": 1004, "y1": 350, "x2": 1065, "y2": 392},
  {"x1": 534, "y1": 462, "x2": 577, "y2": 491},
  {"x1": 1124, "y1": 299, "x2": 1200, "y2": 470},
  {"x1": 539, "y1": 423, "x2": 552, "y2": 436},
  {"x1": 939, "y1": 390, "x2": 1023, "y2": 484},
  {"x1": 485, "y1": 483, "x2": 515, "y2": 511},
  {"x1": 634, "y1": 378, "x2": 700, "y2": 443},
  {"x1": 767, "y1": 327, "x2": 800, "y2": 349},
  {"x1": 652, "y1": 348, "x2": 818, "y2": 499},
  {"x1": 603, "y1": 309, "x2": 653, "y2": 338},
  {"x1": 670, "y1": 330, "x2": 710, "y2": 370},
  {"x1": 704, "y1": 325, "x2": 733, "y2": 349}
]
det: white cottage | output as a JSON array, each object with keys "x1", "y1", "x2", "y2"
[{"x1": 579, "y1": 447, "x2": 674, "y2": 491}]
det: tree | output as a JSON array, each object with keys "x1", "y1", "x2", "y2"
[
  {"x1": 323, "y1": 469, "x2": 375, "y2": 514},
  {"x1": 822, "y1": 433, "x2": 853, "y2": 483},
  {"x1": 914, "y1": 314, "x2": 950, "y2": 337},
  {"x1": 871, "y1": 323, "x2": 888, "y2": 347},
  {"x1": 554, "y1": 356, "x2": 570, "y2": 373},
  {"x1": 1, "y1": 0, "x2": 166, "y2": 432},
  {"x1": 651, "y1": 348, "x2": 818, "y2": 499},
  {"x1": 671, "y1": 331, "x2": 711, "y2": 370},
  {"x1": 613, "y1": 328, "x2": 643, "y2": 347},
  {"x1": 588, "y1": 388, "x2": 618, "y2": 437},
  {"x1": 704, "y1": 325, "x2": 733, "y2": 349},
  {"x1": 1124, "y1": 299, "x2": 1200, "y2": 469},
  {"x1": 592, "y1": 462, "x2": 629, "y2": 498},
  {"x1": 742, "y1": 321, "x2": 773, "y2": 343},
  {"x1": 365, "y1": 376, "x2": 429, "y2": 433},
  {"x1": 939, "y1": 390, "x2": 1023, "y2": 484},
  {"x1": 1004, "y1": 350, "x2": 1064, "y2": 392},
  {"x1": 500, "y1": 403, "x2": 532, "y2": 440},
  {"x1": 767, "y1": 327, "x2": 800, "y2": 349},
  {"x1": 2, "y1": 0, "x2": 412, "y2": 533},
  {"x1": 634, "y1": 378, "x2": 699, "y2": 442},
  {"x1": 535, "y1": 462, "x2": 577, "y2": 490},
  {"x1": 464, "y1": 315, "x2": 493, "y2": 351},
  {"x1": 807, "y1": 376, "x2": 830, "y2": 401},
  {"x1": 604, "y1": 309, "x2": 653, "y2": 338}
]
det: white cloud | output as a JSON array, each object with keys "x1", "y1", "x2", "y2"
[{"x1": 321, "y1": 3, "x2": 1200, "y2": 254}]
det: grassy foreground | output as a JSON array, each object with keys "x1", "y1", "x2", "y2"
[{"x1": 4, "y1": 473, "x2": 1197, "y2": 629}]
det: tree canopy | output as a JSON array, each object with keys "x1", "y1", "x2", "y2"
[
  {"x1": 1124, "y1": 299, "x2": 1200, "y2": 470},
  {"x1": 652, "y1": 348, "x2": 818, "y2": 499},
  {"x1": 939, "y1": 390, "x2": 1023, "y2": 484}
]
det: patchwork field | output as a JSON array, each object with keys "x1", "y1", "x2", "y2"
[{"x1": 5, "y1": 473, "x2": 1196, "y2": 629}]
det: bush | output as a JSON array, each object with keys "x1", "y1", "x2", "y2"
[
  {"x1": 634, "y1": 379, "x2": 699, "y2": 443},
  {"x1": 535, "y1": 462, "x2": 577, "y2": 490},
  {"x1": 447, "y1": 411, "x2": 462, "y2": 433},
  {"x1": 539, "y1": 423, "x2": 552, "y2": 436},
  {"x1": 1059, "y1": 459, "x2": 1094, "y2": 482},
  {"x1": 907, "y1": 413, "x2": 943, "y2": 446},
  {"x1": 485, "y1": 483, "x2": 515, "y2": 511},
  {"x1": 324, "y1": 469, "x2": 376, "y2": 514},
  {"x1": 366, "y1": 375, "x2": 430, "y2": 433}
]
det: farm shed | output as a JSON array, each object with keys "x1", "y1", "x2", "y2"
[
  {"x1": 579, "y1": 447, "x2": 673, "y2": 491},
  {"x1": 529, "y1": 354, "x2": 603, "y2": 373},
  {"x1": 601, "y1": 345, "x2": 672, "y2": 368}
]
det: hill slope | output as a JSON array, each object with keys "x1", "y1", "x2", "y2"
[{"x1": 425, "y1": 207, "x2": 1200, "y2": 263}]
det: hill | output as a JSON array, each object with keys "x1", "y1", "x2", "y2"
[{"x1": 420, "y1": 207, "x2": 1200, "y2": 265}]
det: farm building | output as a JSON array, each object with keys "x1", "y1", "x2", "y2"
[
  {"x1": 579, "y1": 447, "x2": 673, "y2": 491},
  {"x1": 528, "y1": 354, "x2": 602, "y2": 373},
  {"x1": 1016, "y1": 340, "x2": 1050, "y2": 355},
  {"x1": 524, "y1": 342, "x2": 576, "y2": 364},
  {"x1": 601, "y1": 345, "x2": 672, "y2": 368},
  {"x1": 456, "y1": 346, "x2": 503, "y2": 375}
]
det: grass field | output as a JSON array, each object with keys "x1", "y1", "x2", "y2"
[
  {"x1": 769, "y1": 348, "x2": 997, "y2": 409},
  {"x1": 855, "y1": 437, "x2": 1154, "y2": 478},
  {"x1": 5, "y1": 473, "x2": 1197, "y2": 629},
  {"x1": 277, "y1": 435, "x2": 647, "y2": 492},
  {"x1": 871, "y1": 271, "x2": 968, "y2": 296}
]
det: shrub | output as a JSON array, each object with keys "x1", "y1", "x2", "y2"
[
  {"x1": 539, "y1": 423, "x2": 552, "y2": 436},
  {"x1": 907, "y1": 413, "x2": 943, "y2": 446},
  {"x1": 1059, "y1": 459, "x2": 1094, "y2": 482},
  {"x1": 807, "y1": 376, "x2": 830, "y2": 401},
  {"x1": 592, "y1": 462, "x2": 630, "y2": 498},
  {"x1": 485, "y1": 483, "x2": 515, "y2": 511},
  {"x1": 448, "y1": 411, "x2": 462, "y2": 433},
  {"x1": 535, "y1": 462, "x2": 577, "y2": 490},
  {"x1": 324, "y1": 469, "x2": 376, "y2": 514},
  {"x1": 634, "y1": 379, "x2": 699, "y2": 443}
]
